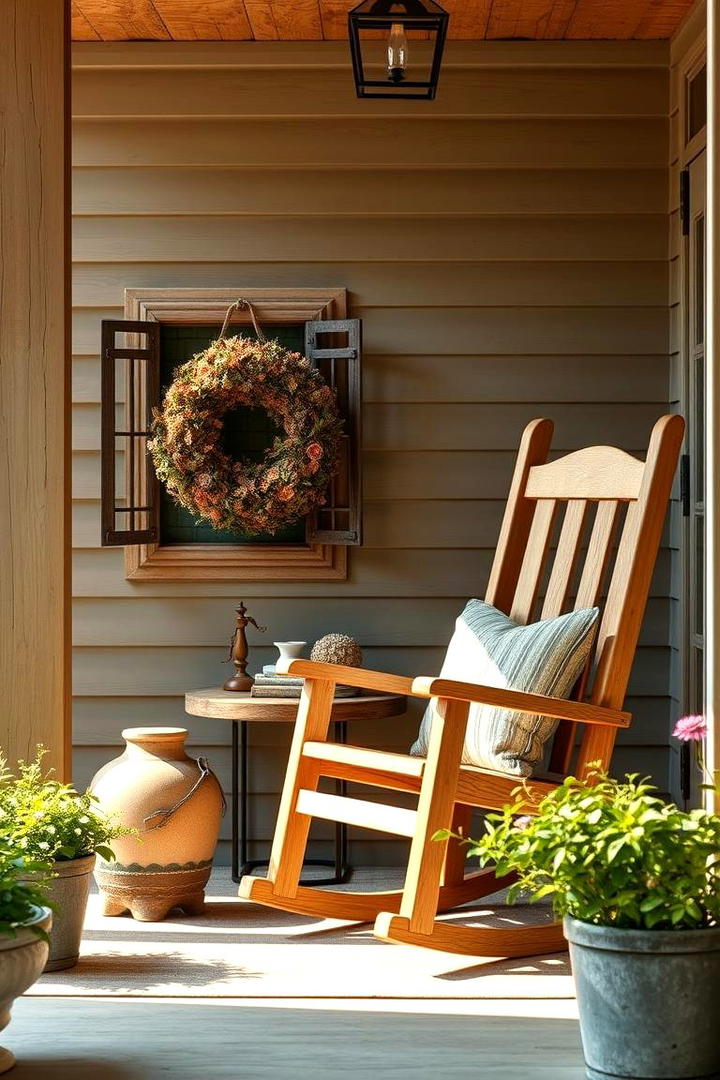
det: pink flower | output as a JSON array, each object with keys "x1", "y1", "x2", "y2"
[
  {"x1": 514, "y1": 815, "x2": 533, "y2": 830},
  {"x1": 672, "y1": 714, "x2": 707, "y2": 742}
]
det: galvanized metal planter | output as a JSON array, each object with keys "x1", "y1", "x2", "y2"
[{"x1": 565, "y1": 916, "x2": 720, "y2": 1080}]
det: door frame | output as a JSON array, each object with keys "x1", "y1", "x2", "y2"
[
  {"x1": 707, "y1": 0, "x2": 719, "y2": 809},
  {"x1": 681, "y1": 147, "x2": 707, "y2": 806},
  {"x1": 676, "y1": 29, "x2": 711, "y2": 805}
]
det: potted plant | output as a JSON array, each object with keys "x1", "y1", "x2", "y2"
[
  {"x1": 457, "y1": 731, "x2": 720, "y2": 1080},
  {"x1": 0, "y1": 847, "x2": 52, "y2": 1073},
  {"x1": 0, "y1": 748, "x2": 128, "y2": 971}
]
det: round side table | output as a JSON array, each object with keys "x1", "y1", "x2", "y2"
[{"x1": 185, "y1": 686, "x2": 406, "y2": 886}]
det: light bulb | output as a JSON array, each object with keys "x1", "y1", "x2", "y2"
[{"x1": 387, "y1": 22, "x2": 408, "y2": 83}]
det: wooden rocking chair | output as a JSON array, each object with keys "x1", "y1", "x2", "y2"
[{"x1": 240, "y1": 415, "x2": 684, "y2": 957}]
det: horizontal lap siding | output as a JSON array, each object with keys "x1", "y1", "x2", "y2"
[
  {"x1": 72, "y1": 118, "x2": 667, "y2": 168},
  {"x1": 73, "y1": 65, "x2": 670, "y2": 119},
  {"x1": 71, "y1": 40, "x2": 672, "y2": 863}
]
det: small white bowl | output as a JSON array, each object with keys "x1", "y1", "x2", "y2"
[{"x1": 273, "y1": 641, "x2": 307, "y2": 663}]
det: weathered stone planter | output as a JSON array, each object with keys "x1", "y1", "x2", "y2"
[
  {"x1": 36, "y1": 855, "x2": 95, "y2": 971},
  {"x1": 565, "y1": 915, "x2": 720, "y2": 1080},
  {"x1": 0, "y1": 907, "x2": 51, "y2": 1073}
]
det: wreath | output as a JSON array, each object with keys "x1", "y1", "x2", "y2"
[{"x1": 148, "y1": 325, "x2": 344, "y2": 535}]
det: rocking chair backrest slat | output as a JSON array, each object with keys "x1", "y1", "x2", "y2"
[
  {"x1": 510, "y1": 500, "x2": 557, "y2": 623},
  {"x1": 548, "y1": 499, "x2": 623, "y2": 773},
  {"x1": 574, "y1": 501, "x2": 621, "y2": 611},
  {"x1": 485, "y1": 414, "x2": 684, "y2": 776},
  {"x1": 541, "y1": 499, "x2": 589, "y2": 619},
  {"x1": 485, "y1": 418, "x2": 554, "y2": 616}
]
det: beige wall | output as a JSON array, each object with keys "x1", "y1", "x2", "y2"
[{"x1": 72, "y1": 39, "x2": 672, "y2": 863}]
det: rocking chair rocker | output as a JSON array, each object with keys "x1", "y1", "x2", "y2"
[{"x1": 240, "y1": 415, "x2": 684, "y2": 957}]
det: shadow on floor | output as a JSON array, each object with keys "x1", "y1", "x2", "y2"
[
  {"x1": 436, "y1": 952, "x2": 571, "y2": 981},
  {"x1": 48, "y1": 949, "x2": 262, "y2": 992}
]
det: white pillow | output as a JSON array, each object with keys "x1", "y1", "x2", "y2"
[{"x1": 411, "y1": 599, "x2": 599, "y2": 777}]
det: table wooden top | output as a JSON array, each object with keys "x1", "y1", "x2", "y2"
[{"x1": 184, "y1": 686, "x2": 407, "y2": 723}]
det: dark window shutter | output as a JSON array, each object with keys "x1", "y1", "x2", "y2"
[
  {"x1": 304, "y1": 318, "x2": 362, "y2": 546},
  {"x1": 101, "y1": 319, "x2": 160, "y2": 547}
]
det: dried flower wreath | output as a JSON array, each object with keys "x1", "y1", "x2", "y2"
[{"x1": 149, "y1": 315, "x2": 343, "y2": 535}]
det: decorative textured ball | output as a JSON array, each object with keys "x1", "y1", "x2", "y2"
[{"x1": 310, "y1": 634, "x2": 362, "y2": 667}]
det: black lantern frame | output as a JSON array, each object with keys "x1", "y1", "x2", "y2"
[{"x1": 348, "y1": 0, "x2": 449, "y2": 101}]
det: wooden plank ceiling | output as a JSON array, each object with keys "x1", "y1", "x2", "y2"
[{"x1": 71, "y1": 1, "x2": 695, "y2": 42}]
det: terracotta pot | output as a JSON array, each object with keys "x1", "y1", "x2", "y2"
[
  {"x1": 0, "y1": 906, "x2": 51, "y2": 1073},
  {"x1": 23, "y1": 854, "x2": 95, "y2": 971},
  {"x1": 90, "y1": 728, "x2": 223, "y2": 922}
]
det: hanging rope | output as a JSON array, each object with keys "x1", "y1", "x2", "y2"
[
  {"x1": 219, "y1": 298, "x2": 266, "y2": 343},
  {"x1": 142, "y1": 757, "x2": 227, "y2": 831}
]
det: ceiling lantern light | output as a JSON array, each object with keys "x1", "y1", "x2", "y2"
[{"x1": 348, "y1": 0, "x2": 449, "y2": 101}]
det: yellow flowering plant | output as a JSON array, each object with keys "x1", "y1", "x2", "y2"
[{"x1": 0, "y1": 748, "x2": 130, "y2": 863}]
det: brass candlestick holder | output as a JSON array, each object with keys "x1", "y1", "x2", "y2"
[{"x1": 223, "y1": 602, "x2": 267, "y2": 692}]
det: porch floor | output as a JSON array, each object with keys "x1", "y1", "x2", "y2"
[{"x1": 10, "y1": 868, "x2": 584, "y2": 1078}]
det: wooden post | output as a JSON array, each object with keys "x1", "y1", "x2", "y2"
[
  {"x1": 0, "y1": 3, "x2": 70, "y2": 776},
  {"x1": 708, "y1": 0, "x2": 719, "y2": 811}
]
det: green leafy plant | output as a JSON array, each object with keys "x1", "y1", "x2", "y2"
[
  {"x1": 0, "y1": 846, "x2": 52, "y2": 939},
  {"x1": 447, "y1": 768, "x2": 720, "y2": 931},
  {"x1": 0, "y1": 748, "x2": 130, "y2": 863}
]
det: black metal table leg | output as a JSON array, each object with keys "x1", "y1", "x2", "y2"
[
  {"x1": 233, "y1": 718, "x2": 269, "y2": 882},
  {"x1": 230, "y1": 718, "x2": 240, "y2": 883},
  {"x1": 231, "y1": 718, "x2": 256, "y2": 883},
  {"x1": 334, "y1": 719, "x2": 350, "y2": 883},
  {"x1": 231, "y1": 717, "x2": 353, "y2": 886}
]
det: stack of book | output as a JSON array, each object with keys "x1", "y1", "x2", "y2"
[
  {"x1": 250, "y1": 672, "x2": 304, "y2": 699},
  {"x1": 249, "y1": 665, "x2": 356, "y2": 699}
]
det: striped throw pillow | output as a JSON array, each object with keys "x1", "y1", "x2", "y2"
[{"x1": 411, "y1": 599, "x2": 599, "y2": 777}]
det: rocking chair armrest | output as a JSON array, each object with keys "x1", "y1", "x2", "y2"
[
  {"x1": 410, "y1": 676, "x2": 631, "y2": 730},
  {"x1": 278, "y1": 658, "x2": 414, "y2": 698},
  {"x1": 276, "y1": 660, "x2": 629, "y2": 729}
]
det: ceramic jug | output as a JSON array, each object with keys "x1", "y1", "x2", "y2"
[{"x1": 90, "y1": 727, "x2": 223, "y2": 922}]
